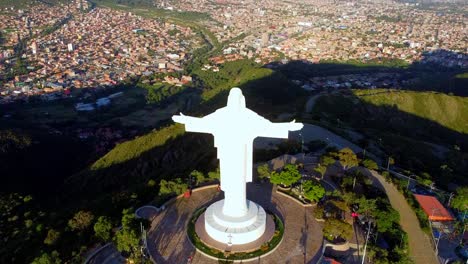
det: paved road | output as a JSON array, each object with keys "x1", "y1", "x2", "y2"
[
  {"x1": 305, "y1": 94, "x2": 322, "y2": 113},
  {"x1": 146, "y1": 183, "x2": 324, "y2": 264},
  {"x1": 368, "y1": 170, "x2": 439, "y2": 264}
]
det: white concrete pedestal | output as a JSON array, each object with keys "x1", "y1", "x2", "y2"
[{"x1": 204, "y1": 199, "x2": 266, "y2": 245}]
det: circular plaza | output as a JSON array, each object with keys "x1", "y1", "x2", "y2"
[{"x1": 145, "y1": 182, "x2": 323, "y2": 263}]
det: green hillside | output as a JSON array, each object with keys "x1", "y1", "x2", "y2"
[
  {"x1": 311, "y1": 89, "x2": 468, "y2": 186},
  {"x1": 354, "y1": 89, "x2": 468, "y2": 134},
  {"x1": 91, "y1": 123, "x2": 185, "y2": 170}
]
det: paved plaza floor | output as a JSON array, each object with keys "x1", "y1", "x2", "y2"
[{"x1": 146, "y1": 182, "x2": 323, "y2": 263}]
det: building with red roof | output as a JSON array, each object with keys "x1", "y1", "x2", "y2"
[{"x1": 413, "y1": 194, "x2": 454, "y2": 221}]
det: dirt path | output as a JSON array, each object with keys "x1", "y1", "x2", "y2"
[{"x1": 369, "y1": 170, "x2": 439, "y2": 264}]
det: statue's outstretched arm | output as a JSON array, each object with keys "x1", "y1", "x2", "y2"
[
  {"x1": 172, "y1": 113, "x2": 213, "y2": 134},
  {"x1": 259, "y1": 119, "x2": 303, "y2": 139}
]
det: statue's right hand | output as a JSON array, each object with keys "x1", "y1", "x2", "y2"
[{"x1": 172, "y1": 113, "x2": 186, "y2": 124}]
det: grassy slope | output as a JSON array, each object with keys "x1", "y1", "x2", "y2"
[
  {"x1": 354, "y1": 89, "x2": 468, "y2": 134},
  {"x1": 311, "y1": 89, "x2": 468, "y2": 185},
  {"x1": 91, "y1": 123, "x2": 185, "y2": 170}
]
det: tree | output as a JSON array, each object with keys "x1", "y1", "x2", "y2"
[
  {"x1": 257, "y1": 163, "x2": 271, "y2": 180},
  {"x1": 190, "y1": 170, "x2": 205, "y2": 185},
  {"x1": 320, "y1": 154, "x2": 336, "y2": 167},
  {"x1": 314, "y1": 164, "x2": 327, "y2": 179},
  {"x1": 269, "y1": 164, "x2": 301, "y2": 187},
  {"x1": 115, "y1": 209, "x2": 140, "y2": 255},
  {"x1": 323, "y1": 218, "x2": 353, "y2": 241},
  {"x1": 44, "y1": 229, "x2": 60, "y2": 245},
  {"x1": 337, "y1": 148, "x2": 359, "y2": 171},
  {"x1": 115, "y1": 228, "x2": 140, "y2": 253},
  {"x1": 207, "y1": 168, "x2": 220, "y2": 180},
  {"x1": 375, "y1": 208, "x2": 400, "y2": 233},
  {"x1": 356, "y1": 197, "x2": 378, "y2": 218},
  {"x1": 362, "y1": 159, "x2": 378, "y2": 170},
  {"x1": 451, "y1": 186, "x2": 468, "y2": 211},
  {"x1": 302, "y1": 180, "x2": 325, "y2": 202},
  {"x1": 159, "y1": 179, "x2": 187, "y2": 196},
  {"x1": 68, "y1": 211, "x2": 94, "y2": 231},
  {"x1": 341, "y1": 192, "x2": 357, "y2": 207},
  {"x1": 31, "y1": 251, "x2": 61, "y2": 264},
  {"x1": 147, "y1": 179, "x2": 156, "y2": 187},
  {"x1": 94, "y1": 216, "x2": 112, "y2": 242}
]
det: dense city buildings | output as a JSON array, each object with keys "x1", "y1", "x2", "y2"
[
  {"x1": 161, "y1": 0, "x2": 466, "y2": 65},
  {"x1": 0, "y1": 0, "x2": 466, "y2": 103},
  {"x1": 0, "y1": 1, "x2": 200, "y2": 103}
]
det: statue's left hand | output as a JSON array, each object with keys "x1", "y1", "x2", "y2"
[{"x1": 289, "y1": 120, "x2": 304, "y2": 131}]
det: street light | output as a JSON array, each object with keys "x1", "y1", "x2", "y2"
[
  {"x1": 430, "y1": 208, "x2": 442, "y2": 255},
  {"x1": 406, "y1": 175, "x2": 414, "y2": 190},
  {"x1": 361, "y1": 220, "x2": 373, "y2": 264}
]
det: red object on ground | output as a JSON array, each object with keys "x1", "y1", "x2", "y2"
[
  {"x1": 184, "y1": 190, "x2": 191, "y2": 198},
  {"x1": 321, "y1": 257, "x2": 341, "y2": 264},
  {"x1": 413, "y1": 194, "x2": 454, "y2": 221},
  {"x1": 352, "y1": 212, "x2": 358, "y2": 218}
]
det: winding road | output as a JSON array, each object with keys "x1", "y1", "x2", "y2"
[{"x1": 367, "y1": 170, "x2": 439, "y2": 264}]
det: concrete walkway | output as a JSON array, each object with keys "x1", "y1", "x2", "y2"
[{"x1": 368, "y1": 170, "x2": 439, "y2": 264}]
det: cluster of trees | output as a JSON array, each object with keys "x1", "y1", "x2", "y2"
[
  {"x1": 269, "y1": 164, "x2": 302, "y2": 187},
  {"x1": 158, "y1": 168, "x2": 221, "y2": 197},
  {"x1": 137, "y1": 82, "x2": 185, "y2": 105},
  {"x1": 326, "y1": 168, "x2": 412, "y2": 263},
  {"x1": 29, "y1": 207, "x2": 146, "y2": 263},
  {"x1": 0, "y1": 129, "x2": 32, "y2": 154},
  {"x1": 259, "y1": 163, "x2": 326, "y2": 203}
]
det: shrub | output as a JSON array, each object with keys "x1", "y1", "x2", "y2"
[
  {"x1": 44, "y1": 229, "x2": 60, "y2": 245},
  {"x1": 323, "y1": 218, "x2": 352, "y2": 242},
  {"x1": 68, "y1": 211, "x2": 94, "y2": 231},
  {"x1": 313, "y1": 206, "x2": 324, "y2": 219}
]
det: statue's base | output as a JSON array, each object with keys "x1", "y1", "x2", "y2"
[{"x1": 204, "y1": 199, "x2": 266, "y2": 245}]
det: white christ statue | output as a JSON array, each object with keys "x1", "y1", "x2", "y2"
[{"x1": 173, "y1": 87, "x2": 303, "y2": 244}]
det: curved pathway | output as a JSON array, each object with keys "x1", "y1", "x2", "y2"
[
  {"x1": 146, "y1": 183, "x2": 323, "y2": 263},
  {"x1": 368, "y1": 170, "x2": 439, "y2": 264}
]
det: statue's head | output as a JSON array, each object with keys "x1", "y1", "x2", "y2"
[{"x1": 227, "y1": 87, "x2": 246, "y2": 110}]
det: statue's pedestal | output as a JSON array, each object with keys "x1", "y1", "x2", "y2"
[{"x1": 204, "y1": 199, "x2": 266, "y2": 245}]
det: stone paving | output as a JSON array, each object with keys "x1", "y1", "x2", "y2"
[{"x1": 146, "y1": 183, "x2": 323, "y2": 263}]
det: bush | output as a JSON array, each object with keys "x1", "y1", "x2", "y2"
[
  {"x1": 302, "y1": 180, "x2": 325, "y2": 202},
  {"x1": 270, "y1": 164, "x2": 301, "y2": 187},
  {"x1": 44, "y1": 229, "x2": 60, "y2": 245},
  {"x1": 94, "y1": 216, "x2": 112, "y2": 242},
  {"x1": 362, "y1": 159, "x2": 378, "y2": 170},
  {"x1": 313, "y1": 206, "x2": 324, "y2": 219},
  {"x1": 68, "y1": 211, "x2": 94, "y2": 231},
  {"x1": 159, "y1": 178, "x2": 188, "y2": 196},
  {"x1": 323, "y1": 218, "x2": 352, "y2": 242}
]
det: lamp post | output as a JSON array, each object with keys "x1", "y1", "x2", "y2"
[
  {"x1": 361, "y1": 220, "x2": 372, "y2": 264},
  {"x1": 406, "y1": 175, "x2": 414, "y2": 190},
  {"x1": 430, "y1": 208, "x2": 441, "y2": 255},
  {"x1": 299, "y1": 131, "x2": 305, "y2": 165}
]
